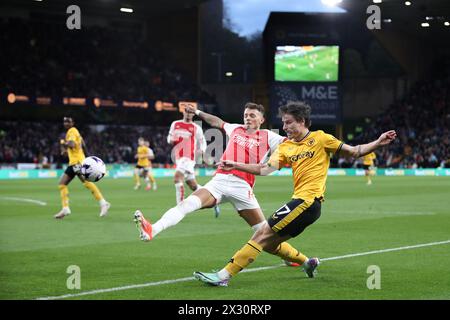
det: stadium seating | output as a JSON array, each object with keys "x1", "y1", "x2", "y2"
[
  {"x1": 341, "y1": 77, "x2": 450, "y2": 169},
  {"x1": 0, "y1": 17, "x2": 216, "y2": 104}
]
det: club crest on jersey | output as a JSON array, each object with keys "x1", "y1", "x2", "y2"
[{"x1": 307, "y1": 138, "x2": 315, "y2": 147}]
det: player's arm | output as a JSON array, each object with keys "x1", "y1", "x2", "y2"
[
  {"x1": 59, "y1": 139, "x2": 67, "y2": 155},
  {"x1": 185, "y1": 105, "x2": 225, "y2": 129},
  {"x1": 60, "y1": 139, "x2": 75, "y2": 154},
  {"x1": 340, "y1": 130, "x2": 396, "y2": 158},
  {"x1": 218, "y1": 160, "x2": 277, "y2": 176}
]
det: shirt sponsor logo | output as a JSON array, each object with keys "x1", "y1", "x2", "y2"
[
  {"x1": 232, "y1": 135, "x2": 261, "y2": 149},
  {"x1": 289, "y1": 151, "x2": 315, "y2": 162}
]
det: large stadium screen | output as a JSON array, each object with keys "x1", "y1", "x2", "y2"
[{"x1": 275, "y1": 45, "x2": 339, "y2": 82}]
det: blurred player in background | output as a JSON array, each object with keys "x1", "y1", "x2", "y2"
[
  {"x1": 134, "y1": 137, "x2": 157, "y2": 191},
  {"x1": 54, "y1": 117, "x2": 110, "y2": 219},
  {"x1": 362, "y1": 152, "x2": 377, "y2": 185},
  {"x1": 165, "y1": 108, "x2": 219, "y2": 215},
  {"x1": 193, "y1": 102, "x2": 397, "y2": 286},
  {"x1": 145, "y1": 140, "x2": 157, "y2": 190},
  {"x1": 167, "y1": 109, "x2": 206, "y2": 203}
]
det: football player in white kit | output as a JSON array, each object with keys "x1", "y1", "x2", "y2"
[
  {"x1": 167, "y1": 109, "x2": 206, "y2": 204},
  {"x1": 167, "y1": 108, "x2": 221, "y2": 217}
]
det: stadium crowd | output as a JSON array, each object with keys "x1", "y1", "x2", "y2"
[
  {"x1": 343, "y1": 76, "x2": 450, "y2": 169},
  {"x1": 0, "y1": 17, "x2": 216, "y2": 104},
  {"x1": 0, "y1": 17, "x2": 448, "y2": 169}
]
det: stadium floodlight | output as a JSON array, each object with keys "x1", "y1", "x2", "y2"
[
  {"x1": 421, "y1": 22, "x2": 430, "y2": 27},
  {"x1": 425, "y1": 16, "x2": 434, "y2": 20},
  {"x1": 120, "y1": 7, "x2": 133, "y2": 13},
  {"x1": 373, "y1": 0, "x2": 382, "y2": 4},
  {"x1": 405, "y1": 1, "x2": 411, "y2": 5},
  {"x1": 321, "y1": 0, "x2": 342, "y2": 7},
  {"x1": 445, "y1": 21, "x2": 450, "y2": 26},
  {"x1": 383, "y1": 19, "x2": 392, "y2": 23},
  {"x1": 225, "y1": 72, "x2": 233, "y2": 77}
]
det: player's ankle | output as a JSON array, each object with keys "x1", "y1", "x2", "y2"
[{"x1": 217, "y1": 268, "x2": 231, "y2": 280}]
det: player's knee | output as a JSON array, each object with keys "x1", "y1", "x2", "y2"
[
  {"x1": 178, "y1": 195, "x2": 202, "y2": 212},
  {"x1": 174, "y1": 174, "x2": 184, "y2": 184},
  {"x1": 251, "y1": 221, "x2": 267, "y2": 232}
]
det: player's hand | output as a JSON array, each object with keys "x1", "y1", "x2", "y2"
[
  {"x1": 216, "y1": 160, "x2": 236, "y2": 171},
  {"x1": 377, "y1": 130, "x2": 397, "y2": 146},
  {"x1": 184, "y1": 105, "x2": 196, "y2": 115}
]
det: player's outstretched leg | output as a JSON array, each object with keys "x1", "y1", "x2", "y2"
[
  {"x1": 133, "y1": 194, "x2": 203, "y2": 241},
  {"x1": 134, "y1": 210, "x2": 153, "y2": 241}
]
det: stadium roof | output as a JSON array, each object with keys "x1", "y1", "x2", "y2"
[{"x1": 0, "y1": 0, "x2": 210, "y2": 19}]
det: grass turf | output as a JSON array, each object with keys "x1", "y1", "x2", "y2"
[{"x1": 0, "y1": 175, "x2": 449, "y2": 300}]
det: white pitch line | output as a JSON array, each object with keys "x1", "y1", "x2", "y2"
[
  {"x1": 1, "y1": 197, "x2": 47, "y2": 206},
  {"x1": 36, "y1": 239, "x2": 450, "y2": 300}
]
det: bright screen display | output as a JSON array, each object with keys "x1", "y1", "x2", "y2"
[{"x1": 275, "y1": 45, "x2": 339, "y2": 82}]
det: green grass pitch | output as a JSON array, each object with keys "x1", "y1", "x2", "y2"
[
  {"x1": 275, "y1": 46, "x2": 339, "y2": 82},
  {"x1": 0, "y1": 175, "x2": 449, "y2": 300}
]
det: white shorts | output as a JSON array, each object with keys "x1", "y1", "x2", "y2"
[
  {"x1": 202, "y1": 174, "x2": 260, "y2": 211},
  {"x1": 175, "y1": 157, "x2": 196, "y2": 181}
]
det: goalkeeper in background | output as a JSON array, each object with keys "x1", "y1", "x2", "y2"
[{"x1": 54, "y1": 117, "x2": 110, "y2": 219}]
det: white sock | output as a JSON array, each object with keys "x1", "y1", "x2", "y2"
[
  {"x1": 175, "y1": 182, "x2": 184, "y2": 204},
  {"x1": 152, "y1": 195, "x2": 202, "y2": 238},
  {"x1": 251, "y1": 221, "x2": 267, "y2": 232},
  {"x1": 99, "y1": 199, "x2": 108, "y2": 206},
  {"x1": 217, "y1": 268, "x2": 231, "y2": 280}
]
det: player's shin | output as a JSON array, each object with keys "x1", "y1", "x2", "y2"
[
  {"x1": 223, "y1": 240, "x2": 262, "y2": 277},
  {"x1": 134, "y1": 171, "x2": 140, "y2": 185},
  {"x1": 58, "y1": 184, "x2": 69, "y2": 208},
  {"x1": 274, "y1": 242, "x2": 308, "y2": 265},
  {"x1": 151, "y1": 195, "x2": 202, "y2": 238},
  {"x1": 175, "y1": 182, "x2": 184, "y2": 204}
]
